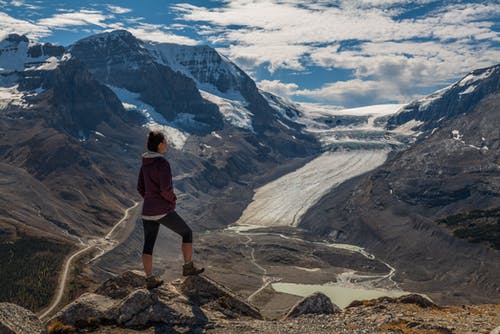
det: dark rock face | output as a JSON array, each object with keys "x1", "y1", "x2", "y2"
[
  {"x1": 4, "y1": 34, "x2": 29, "y2": 44},
  {"x1": 17, "y1": 57, "x2": 130, "y2": 137},
  {"x1": 0, "y1": 302, "x2": 46, "y2": 334},
  {"x1": 27, "y1": 43, "x2": 65, "y2": 58},
  {"x1": 387, "y1": 63, "x2": 500, "y2": 137},
  {"x1": 381, "y1": 93, "x2": 500, "y2": 211},
  {"x1": 69, "y1": 30, "x2": 223, "y2": 135},
  {"x1": 285, "y1": 292, "x2": 340, "y2": 318}
]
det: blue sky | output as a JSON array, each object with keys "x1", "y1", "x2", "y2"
[{"x1": 1, "y1": 0, "x2": 499, "y2": 107}]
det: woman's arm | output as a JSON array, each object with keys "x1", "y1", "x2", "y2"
[
  {"x1": 137, "y1": 168, "x2": 145, "y2": 198},
  {"x1": 159, "y1": 160, "x2": 177, "y2": 204}
]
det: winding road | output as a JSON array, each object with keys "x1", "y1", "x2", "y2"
[{"x1": 37, "y1": 201, "x2": 140, "y2": 320}]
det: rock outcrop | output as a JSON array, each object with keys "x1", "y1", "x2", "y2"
[
  {"x1": 285, "y1": 292, "x2": 340, "y2": 318},
  {"x1": 347, "y1": 294, "x2": 436, "y2": 309},
  {"x1": 1, "y1": 271, "x2": 497, "y2": 333},
  {"x1": 49, "y1": 271, "x2": 262, "y2": 331},
  {"x1": 0, "y1": 303, "x2": 46, "y2": 334},
  {"x1": 179, "y1": 275, "x2": 263, "y2": 319}
]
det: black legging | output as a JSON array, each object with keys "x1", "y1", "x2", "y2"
[{"x1": 142, "y1": 211, "x2": 193, "y2": 255}]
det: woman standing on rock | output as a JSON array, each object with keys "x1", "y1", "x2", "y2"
[{"x1": 137, "y1": 131, "x2": 204, "y2": 289}]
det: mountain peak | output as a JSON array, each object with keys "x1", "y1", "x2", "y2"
[
  {"x1": 70, "y1": 29, "x2": 139, "y2": 51},
  {"x1": 3, "y1": 33, "x2": 29, "y2": 44},
  {"x1": 386, "y1": 62, "x2": 500, "y2": 137}
]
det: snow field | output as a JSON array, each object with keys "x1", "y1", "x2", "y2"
[{"x1": 236, "y1": 150, "x2": 389, "y2": 227}]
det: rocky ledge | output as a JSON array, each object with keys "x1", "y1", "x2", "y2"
[{"x1": 1, "y1": 271, "x2": 498, "y2": 333}]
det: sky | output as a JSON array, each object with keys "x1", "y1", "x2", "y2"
[{"x1": 1, "y1": 0, "x2": 499, "y2": 107}]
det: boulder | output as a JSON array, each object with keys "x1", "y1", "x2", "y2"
[
  {"x1": 0, "y1": 303, "x2": 46, "y2": 334},
  {"x1": 285, "y1": 292, "x2": 340, "y2": 318},
  {"x1": 347, "y1": 294, "x2": 436, "y2": 309},
  {"x1": 397, "y1": 294, "x2": 436, "y2": 308},
  {"x1": 94, "y1": 270, "x2": 146, "y2": 299},
  {"x1": 50, "y1": 293, "x2": 116, "y2": 327},
  {"x1": 179, "y1": 275, "x2": 263, "y2": 319},
  {"x1": 114, "y1": 289, "x2": 156, "y2": 326}
]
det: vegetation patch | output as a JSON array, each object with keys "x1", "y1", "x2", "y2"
[
  {"x1": 0, "y1": 230, "x2": 74, "y2": 311},
  {"x1": 437, "y1": 207, "x2": 500, "y2": 250},
  {"x1": 47, "y1": 320, "x2": 76, "y2": 334}
]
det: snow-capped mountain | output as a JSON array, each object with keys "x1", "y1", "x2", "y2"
[
  {"x1": 387, "y1": 63, "x2": 500, "y2": 138},
  {"x1": 145, "y1": 42, "x2": 246, "y2": 93},
  {"x1": 145, "y1": 41, "x2": 294, "y2": 133},
  {"x1": 0, "y1": 33, "x2": 64, "y2": 73},
  {"x1": 68, "y1": 30, "x2": 223, "y2": 136}
]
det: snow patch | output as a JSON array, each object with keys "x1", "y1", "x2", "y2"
[
  {"x1": 459, "y1": 85, "x2": 477, "y2": 95},
  {"x1": 34, "y1": 56, "x2": 58, "y2": 71},
  {"x1": 211, "y1": 131, "x2": 222, "y2": 139},
  {"x1": 298, "y1": 103, "x2": 403, "y2": 118},
  {"x1": 0, "y1": 38, "x2": 29, "y2": 72},
  {"x1": 261, "y1": 91, "x2": 301, "y2": 120},
  {"x1": 0, "y1": 84, "x2": 29, "y2": 110},
  {"x1": 458, "y1": 68, "x2": 495, "y2": 87},
  {"x1": 108, "y1": 85, "x2": 188, "y2": 149},
  {"x1": 416, "y1": 86, "x2": 450, "y2": 111},
  {"x1": 199, "y1": 89, "x2": 254, "y2": 131},
  {"x1": 451, "y1": 129, "x2": 463, "y2": 141},
  {"x1": 389, "y1": 119, "x2": 424, "y2": 136}
]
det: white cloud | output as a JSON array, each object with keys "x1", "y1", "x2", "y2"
[
  {"x1": 37, "y1": 9, "x2": 110, "y2": 28},
  {"x1": 172, "y1": 1, "x2": 500, "y2": 104},
  {"x1": 0, "y1": 11, "x2": 51, "y2": 39},
  {"x1": 257, "y1": 79, "x2": 299, "y2": 97},
  {"x1": 125, "y1": 23, "x2": 199, "y2": 45},
  {"x1": 106, "y1": 5, "x2": 132, "y2": 14},
  {"x1": 295, "y1": 79, "x2": 406, "y2": 105}
]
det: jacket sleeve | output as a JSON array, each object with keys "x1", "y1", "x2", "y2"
[
  {"x1": 137, "y1": 167, "x2": 145, "y2": 198},
  {"x1": 159, "y1": 159, "x2": 177, "y2": 204}
]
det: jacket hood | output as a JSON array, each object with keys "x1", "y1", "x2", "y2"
[{"x1": 142, "y1": 151, "x2": 164, "y2": 165}]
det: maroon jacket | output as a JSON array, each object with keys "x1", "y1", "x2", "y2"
[{"x1": 137, "y1": 152, "x2": 177, "y2": 216}]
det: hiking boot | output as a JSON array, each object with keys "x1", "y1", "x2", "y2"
[
  {"x1": 182, "y1": 261, "x2": 204, "y2": 276},
  {"x1": 146, "y1": 275, "x2": 163, "y2": 289}
]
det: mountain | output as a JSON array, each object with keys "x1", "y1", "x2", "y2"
[
  {"x1": 69, "y1": 30, "x2": 314, "y2": 151},
  {"x1": 300, "y1": 63, "x2": 500, "y2": 305},
  {"x1": 0, "y1": 33, "x2": 64, "y2": 74},
  {"x1": 0, "y1": 31, "x2": 320, "y2": 311},
  {"x1": 145, "y1": 41, "x2": 291, "y2": 132},
  {"x1": 386, "y1": 64, "x2": 500, "y2": 138}
]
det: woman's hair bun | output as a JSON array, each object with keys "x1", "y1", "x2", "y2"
[{"x1": 147, "y1": 131, "x2": 165, "y2": 152}]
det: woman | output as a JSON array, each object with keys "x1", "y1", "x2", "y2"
[{"x1": 137, "y1": 131, "x2": 204, "y2": 289}]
